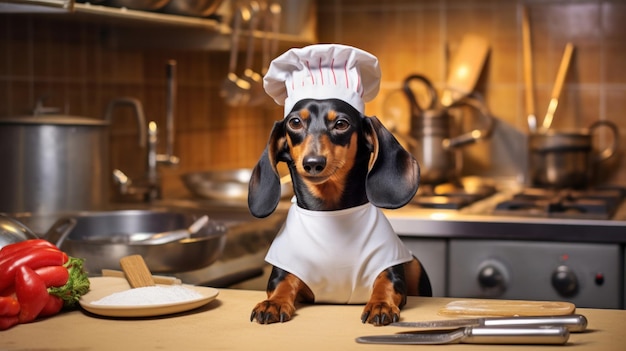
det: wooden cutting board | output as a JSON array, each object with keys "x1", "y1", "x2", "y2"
[{"x1": 439, "y1": 299, "x2": 576, "y2": 317}]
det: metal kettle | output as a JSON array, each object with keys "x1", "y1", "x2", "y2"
[{"x1": 403, "y1": 74, "x2": 494, "y2": 185}]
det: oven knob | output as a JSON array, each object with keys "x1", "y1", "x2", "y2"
[
  {"x1": 551, "y1": 265, "x2": 579, "y2": 297},
  {"x1": 477, "y1": 260, "x2": 508, "y2": 295}
]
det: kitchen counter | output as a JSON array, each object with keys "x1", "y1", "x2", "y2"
[
  {"x1": 385, "y1": 200, "x2": 626, "y2": 244},
  {"x1": 1, "y1": 289, "x2": 624, "y2": 350}
]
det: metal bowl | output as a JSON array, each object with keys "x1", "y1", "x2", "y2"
[
  {"x1": 161, "y1": 0, "x2": 224, "y2": 17},
  {"x1": 0, "y1": 214, "x2": 38, "y2": 250},
  {"x1": 54, "y1": 209, "x2": 227, "y2": 275},
  {"x1": 181, "y1": 169, "x2": 293, "y2": 201},
  {"x1": 106, "y1": 0, "x2": 170, "y2": 11}
]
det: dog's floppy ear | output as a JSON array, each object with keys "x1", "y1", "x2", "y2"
[
  {"x1": 363, "y1": 116, "x2": 420, "y2": 209},
  {"x1": 248, "y1": 120, "x2": 287, "y2": 218}
]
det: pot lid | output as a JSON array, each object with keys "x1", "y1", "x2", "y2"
[{"x1": 0, "y1": 115, "x2": 109, "y2": 126}]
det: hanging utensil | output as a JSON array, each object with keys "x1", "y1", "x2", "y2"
[
  {"x1": 220, "y1": 4, "x2": 251, "y2": 106},
  {"x1": 522, "y1": 5, "x2": 537, "y2": 133},
  {"x1": 541, "y1": 42, "x2": 575, "y2": 132},
  {"x1": 241, "y1": 1, "x2": 264, "y2": 106},
  {"x1": 267, "y1": 2, "x2": 282, "y2": 73},
  {"x1": 356, "y1": 326, "x2": 570, "y2": 345},
  {"x1": 253, "y1": 2, "x2": 282, "y2": 107}
]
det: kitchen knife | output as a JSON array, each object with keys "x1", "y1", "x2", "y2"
[
  {"x1": 356, "y1": 326, "x2": 570, "y2": 345},
  {"x1": 390, "y1": 314, "x2": 587, "y2": 332}
]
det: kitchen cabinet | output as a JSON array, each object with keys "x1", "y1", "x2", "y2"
[
  {"x1": 400, "y1": 238, "x2": 447, "y2": 297},
  {"x1": 0, "y1": 0, "x2": 317, "y2": 50}
]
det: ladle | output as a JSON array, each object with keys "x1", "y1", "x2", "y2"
[
  {"x1": 220, "y1": 4, "x2": 251, "y2": 106},
  {"x1": 254, "y1": 2, "x2": 282, "y2": 107},
  {"x1": 241, "y1": 1, "x2": 264, "y2": 106}
]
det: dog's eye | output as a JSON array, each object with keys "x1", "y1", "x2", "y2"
[
  {"x1": 288, "y1": 117, "x2": 303, "y2": 130},
  {"x1": 334, "y1": 119, "x2": 350, "y2": 131}
]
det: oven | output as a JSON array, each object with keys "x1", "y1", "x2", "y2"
[
  {"x1": 388, "y1": 180, "x2": 626, "y2": 309},
  {"x1": 447, "y1": 240, "x2": 621, "y2": 309}
]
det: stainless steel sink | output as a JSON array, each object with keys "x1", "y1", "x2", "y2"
[{"x1": 11, "y1": 199, "x2": 288, "y2": 284}]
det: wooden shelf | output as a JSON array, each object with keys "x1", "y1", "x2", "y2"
[{"x1": 1, "y1": 0, "x2": 316, "y2": 51}]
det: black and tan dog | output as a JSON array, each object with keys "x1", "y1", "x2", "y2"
[{"x1": 248, "y1": 98, "x2": 432, "y2": 326}]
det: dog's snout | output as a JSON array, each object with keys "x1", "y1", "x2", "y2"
[{"x1": 303, "y1": 155, "x2": 326, "y2": 175}]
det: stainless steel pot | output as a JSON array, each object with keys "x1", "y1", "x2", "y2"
[
  {"x1": 52, "y1": 209, "x2": 227, "y2": 274},
  {"x1": 0, "y1": 98, "x2": 146, "y2": 214},
  {"x1": 529, "y1": 120, "x2": 619, "y2": 188},
  {"x1": 410, "y1": 96, "x2": 494, "y2": 185},
  {"x1": 0, "y1": 116, "x2": 110, "y2": 214}
]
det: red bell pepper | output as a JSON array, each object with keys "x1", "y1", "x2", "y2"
[
  {"x1": 0, "y1": 239, "x2": 58, "y2": 261},
  {"x1": 0, "y1": 241, "x2": 90, "y2": 330},
  {"x1": 0, "y1": 247, "x2": 68, "y2": 292},
  {"x1": 0, "y1": 244, "x2": 62, "y2": 268},
  {"x1": 35, "y1": 266, "x2": 70, "y2": 288},
  {"x1": 0, "y1": 297, "x2": 19, "y2": 316},
  {"x1": 37, "y1": 295, "x2": 63, "y2": 318},
  {"x1": 15, "y1": 265, "x2": 49, "y2": 323},
  {"x1": 0, "y1": 316, "x2": 19, "y2": 331}
]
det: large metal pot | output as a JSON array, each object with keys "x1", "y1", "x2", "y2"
[
  {"x1": 0, "y1": 98, "x2": 146, "y2": 214},
  {"x1": 529, "y1": 120, "x2": 619, "y2": 188},
  {"x1": 0, "y1": 116, "x2": 110, "y2": 214},
  {"x1": 51, "y1": 209, "x2": 227, "y2": 275},
  {"x1": 410, "y1": 97, "x2": 494, "y2": 185}
]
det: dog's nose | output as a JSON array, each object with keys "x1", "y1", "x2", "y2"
[{"x1": 302, "y1": 155, "x2": 326, "y2": 175}]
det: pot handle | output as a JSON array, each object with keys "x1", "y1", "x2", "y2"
[
  {"x1": 589, "y1": 120, "x2": 619, "y2": 163},
  {"x1": 445, "y1": 93, "x2": 494, "y2": 149},
  {"x1": 43, "y1": 217, "x2": 77, "y2": 249}
]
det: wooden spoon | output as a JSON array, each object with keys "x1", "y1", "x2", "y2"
[{"x1": 120, "y1": 255, "x2": 155, "y2": 288}]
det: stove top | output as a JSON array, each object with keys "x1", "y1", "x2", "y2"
[
  {"x1": 411, "y1": 177, "x2": 497, "y2": 210},
  {"x1": 493, "y1": 187, "x2": 625, "y2": 220}
]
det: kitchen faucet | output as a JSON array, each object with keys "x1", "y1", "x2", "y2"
[
  {"x1": 110, "y1": 60, "x2": 180, "y2": 202},
  {"x1": 109, "y1": 99, "x2": 179, "y2": 202}
]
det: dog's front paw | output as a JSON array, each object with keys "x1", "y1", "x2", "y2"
[
  {"x1": 361, "y1": 301, "x2": 400, "y2": 326},
  {"x1": 250, "y1": 299, "x2": 296, "y2": 324}
]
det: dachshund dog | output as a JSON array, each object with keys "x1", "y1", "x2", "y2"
[{"x1": 248, "y1": 98, "x2": 432, "y2": 326}]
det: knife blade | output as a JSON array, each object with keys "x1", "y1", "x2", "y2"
[
  {"x1": 356, "y1": 326, "x2": 570, "y2": 345},
  {"x1": 391, "y1": 314, "x2": 587, "y2": 332}
]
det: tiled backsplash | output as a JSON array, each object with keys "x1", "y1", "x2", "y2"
[{"x1": 1, "y1": 0, "x2": 625, "y2": 201}]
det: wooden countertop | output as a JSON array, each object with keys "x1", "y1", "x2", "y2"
[{"x1": 1, "y1": 289, "x2": 624, "y2": 350}]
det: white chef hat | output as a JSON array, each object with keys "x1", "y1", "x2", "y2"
[{"x1": 263, "y1": 44, "x2": 381, "y2": 116}]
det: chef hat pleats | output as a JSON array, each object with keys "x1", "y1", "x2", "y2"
[{"x1": 263, "y1": 44, "x2": 381, "y2": 116}]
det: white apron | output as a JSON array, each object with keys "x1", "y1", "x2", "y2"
[{"x1": 265, "y1": 202, "x2": 413, "y2": 304}]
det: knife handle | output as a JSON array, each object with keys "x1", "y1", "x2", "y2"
[
  {"x1": 465, "y1": 326, "x2": 569, "y2": 345},
  {"x1": 483, "y1": 314, "x2": 588, "y2": 332}
]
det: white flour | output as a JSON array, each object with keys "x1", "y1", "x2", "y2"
[{"x1": 92, "y1": 285, "x2": 203, "y2": 306}]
